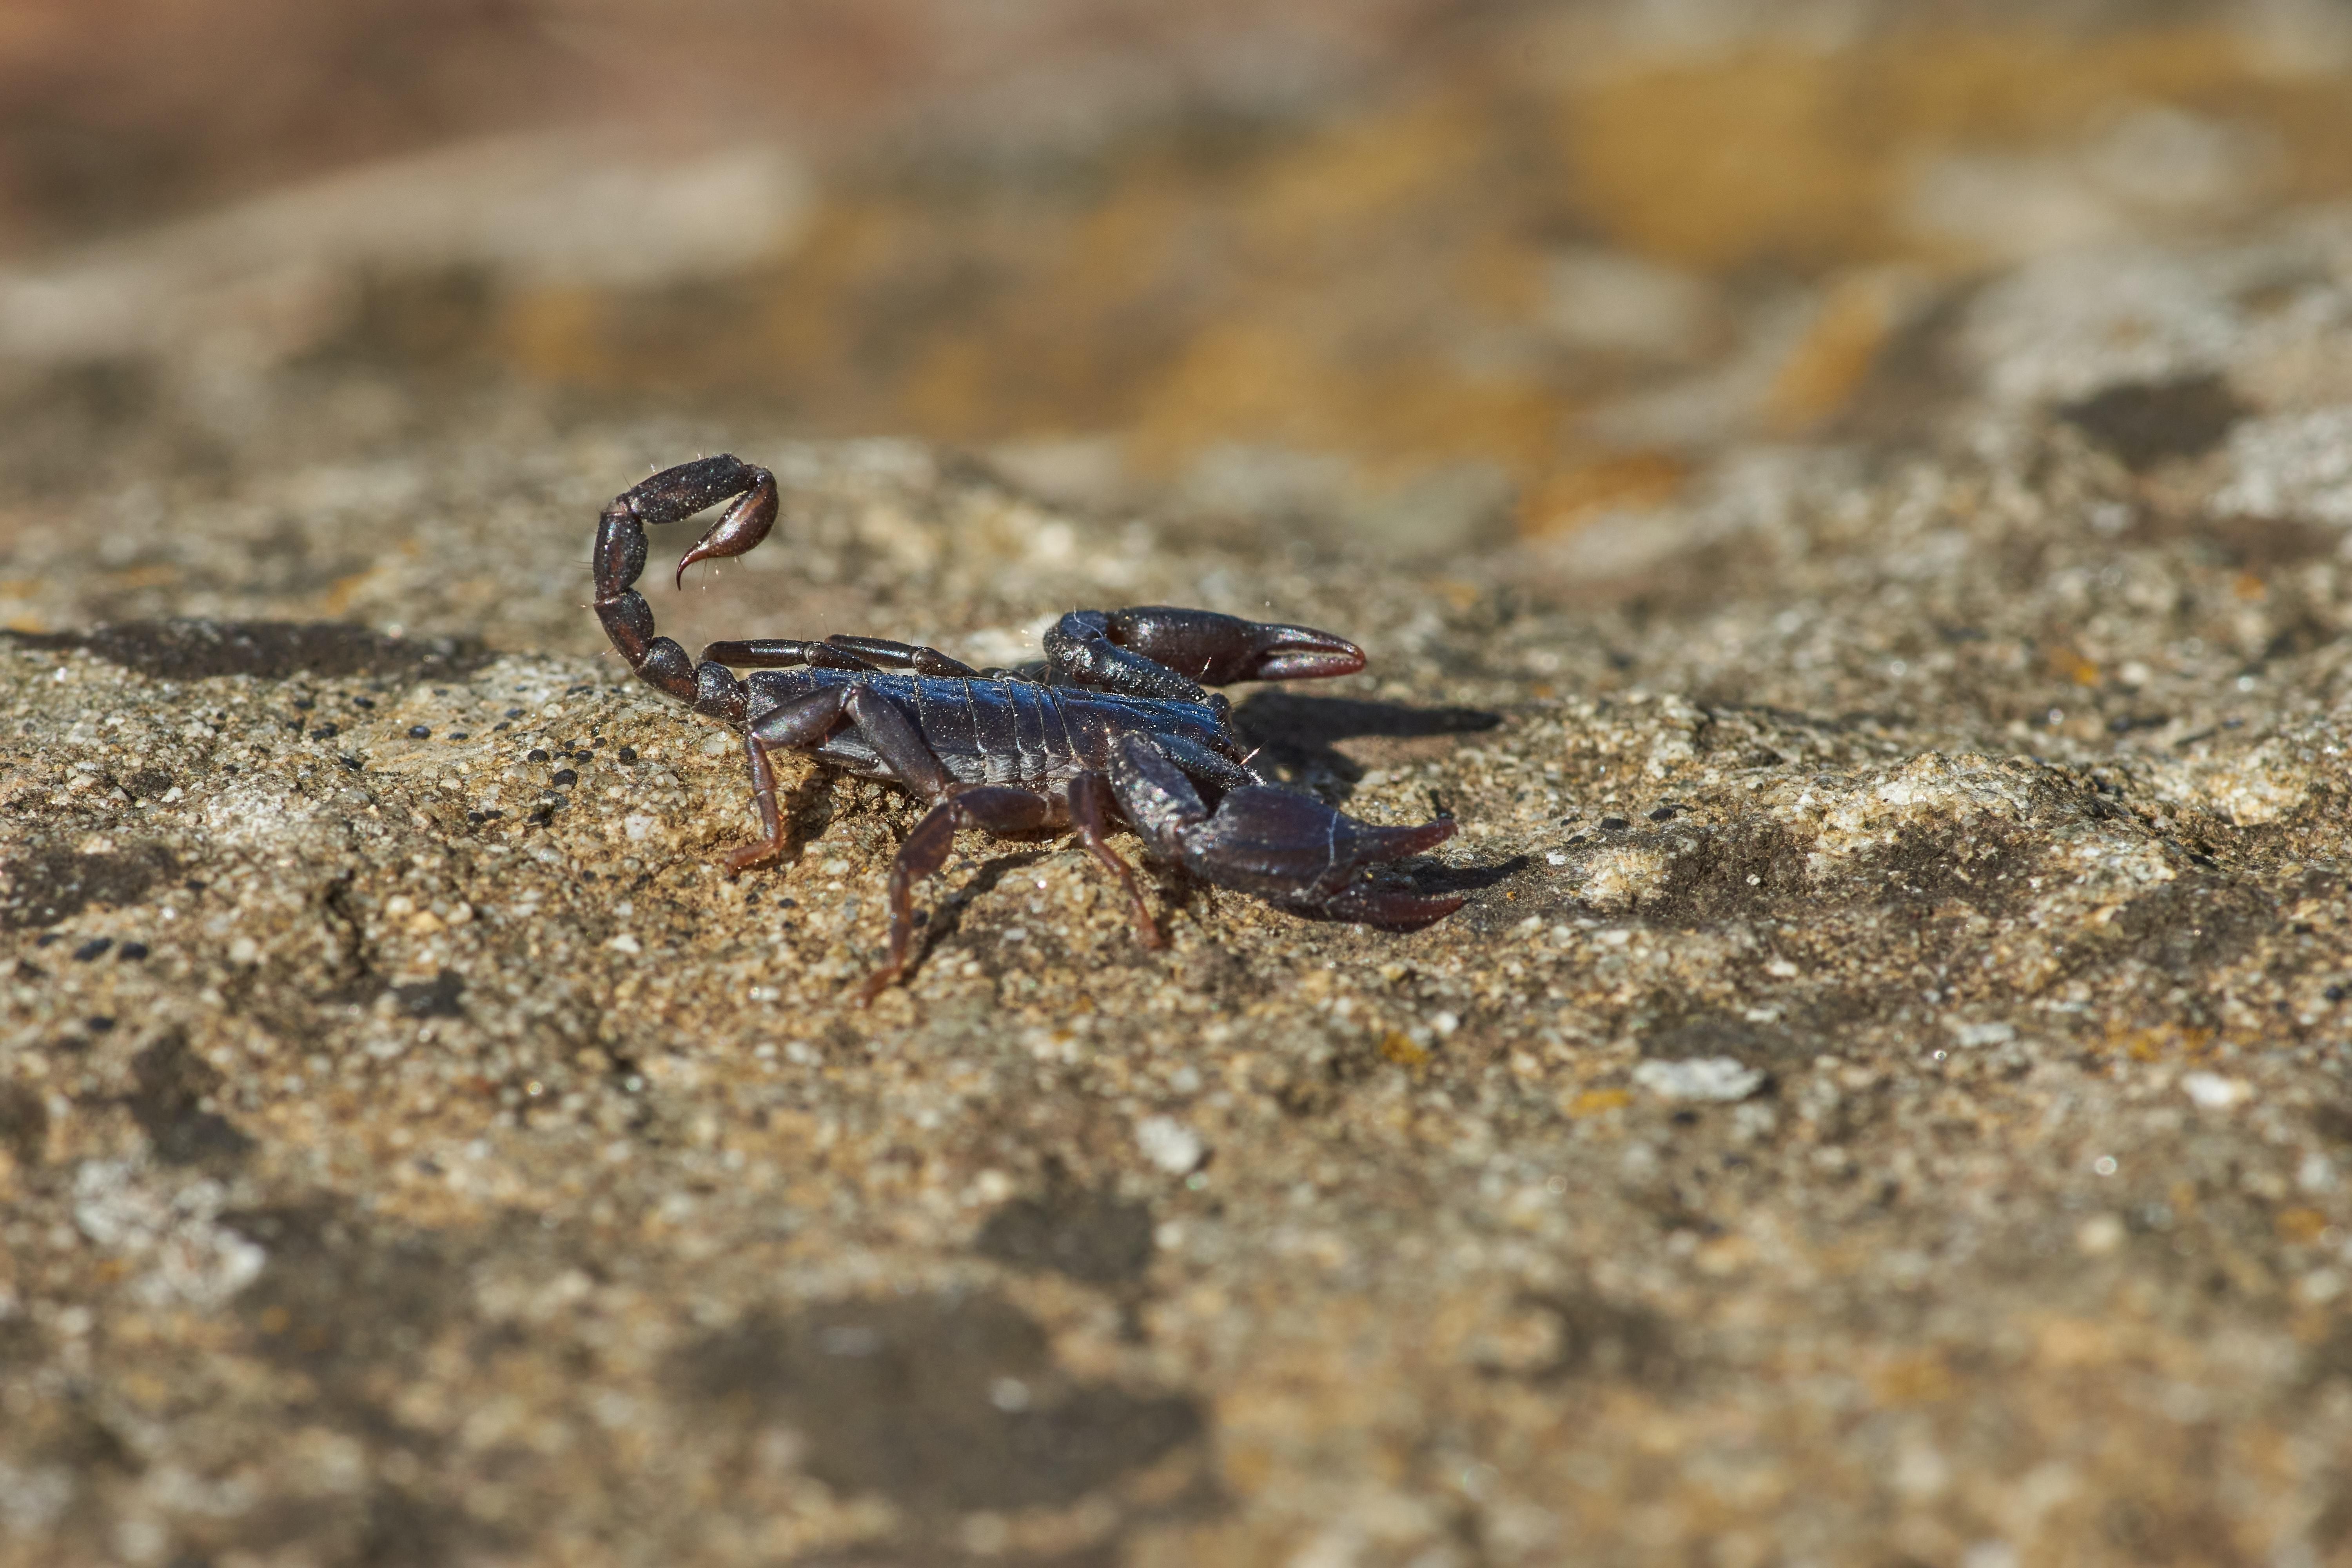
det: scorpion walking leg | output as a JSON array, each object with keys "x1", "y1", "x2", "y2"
[
  {"x1": 725, "y1": 686, "x2": 853, "y2": 872},
  {"x1": 700, "y1": 637, "x2": 978, "y2": 678},
  {"x1": 862, "y1": 785, "x2": 1052, "y2": 1005},
  {"x1": 1068, "y1": 771, "x2": 1161, "y2": 949}
]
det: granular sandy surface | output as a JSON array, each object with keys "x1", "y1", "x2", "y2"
[{"x1": 8, "y1": 183, "x2": 2352, "y2": 1568}]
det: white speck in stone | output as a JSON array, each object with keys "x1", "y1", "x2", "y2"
[
  {"x1": 2181, "y1": 1071, "x2": 2250, "y2": 1109},
  {"x1": 2075, "y1": 1213, "x2": 2125, "y2": 1256},
  {"x1": 1947, "y1": 1021, "x2": 2017, "y2": 1047},
  {"x1": 1764, "y1": 959, "x2": 1799, "y2": 979},
  {"x1": 606, "y1": 932, "x2": 641, "y2": 955},
  {"x1": 1431, "y1": 1011, "x2": 1459, "y2": 1037},
  {"x1": 1631, "y1": 1057, "x2": 1764, "y2": 1102},
  {"x1": 1136, "y1": 1115, "x2": 1205, "y2": 1175},
  {"x1": 624, "y1": 814, "x2": 657, "y2": 842},
  {"x1": 1546, "y1": 850, "x2": 1567, "y2": 866}
]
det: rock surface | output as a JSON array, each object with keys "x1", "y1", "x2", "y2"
[{"x1": 11, "y1": 84, "x2": 2352, "y2": 1568}]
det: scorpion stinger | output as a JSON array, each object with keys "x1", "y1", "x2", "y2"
[{"x1": 590, "y1": 454, "x2": 1464, "y2": 1001}]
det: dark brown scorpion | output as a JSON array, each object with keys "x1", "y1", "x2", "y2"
[{"x1": 592, "y1": 454, "x2": 1464, "y2": 1001}]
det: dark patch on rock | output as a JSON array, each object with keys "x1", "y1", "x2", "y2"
[
  {"x1": 976, "y1": 1183, "x2": 1155, "y2": 1285},
  {"x1": 388, "y1": 969, "x2": 465, "y2": 1019},
  {"x1": 127, "y1": 1030, "x2": 252, "y2": 1165},
  {"x1": 2200, "y1": 513, "x2": 2341, "y2": 572},
  {"x1": 0, "y1": 1080, "x2": 50, "y2": 1165},
  {"x1": 680, "y1": 1292, "x2": 1203, "y2": 1514},
  {"x1": 1517, "y1": 1292, "x2": 1684, "y2": 1388},
  {"x1": 226, "y1": 1203, "x2": 460, "y2": 1398},
  {"x1": 2110, "y1": 875, "x2": 2274, "y2": 973},
  {"x1": 1639, "y1": 817, "x2": 1813, "y2": 924},
  {"x1": 1846, "y1": 819, "x2": 2040, "y2": 911},
  {"x1": 2059, "y1": 373, "x2": 2248, "y2": 470},
  {"x1": 352, "y1": 1483, "x2": 477, "y2": 1568},
  {"x1": 0, "y1": 840, "x2": 174, "y2": 929},
  {"x1": 7, "y1": 619, "x2": 487, "y2": 681}
]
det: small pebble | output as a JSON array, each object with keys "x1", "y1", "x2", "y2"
[
  {"x1": 552, "y1": 768, "x2": 579, "y2": 788},
  {"x1": 528, "y1": 748, "x2": 550, "y2": 763},
  {"x1": 448, "y1": 731, "x2": 468, "y2": 740},
  {"x1": 617, "y1": 746, "x2": 637, "y2": 763},
  {"x1": 408, "y1": 725, "x2": 431, "y2": 739},
  {"x1": 352, "y1": 696, "x2": 375, "y2": 708},
  {"x1": 73, "y1": 938, "x2": 113, "y2": 962},
  {"x1": 310, "y1": 723, "x2": 338, "y2": 739},
  {"x1": 118, "y1": 942, "x2": 149, "y2": 961},
  {"x1": 506, "y1": 708, "x2": 525, "y2": 719},
  {"x1": 85, "y1": 1016, "x2": 115, "y2": 1033},
  {"x1": 1600, "y1": 816, "x2": 1630, "y2": 831},
  {"x1": 1632, "y1": 1057, "x2": 1765, "y2": 1102},
  {"x1": 1137, "y1": 1116, "x2": 1207, "y2": 1174}
]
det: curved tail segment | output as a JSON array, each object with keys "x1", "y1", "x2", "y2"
[{"x1": 592, "y1": 455, "x2": 779, "y2": 726}]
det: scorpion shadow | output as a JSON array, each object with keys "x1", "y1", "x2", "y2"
[
  {"x1": 1234, "y1": 691, "x2": 1522, "y2": 913},
  {"x1": 1232, "y1": 691, "x2": 1501, "y2": 805}
]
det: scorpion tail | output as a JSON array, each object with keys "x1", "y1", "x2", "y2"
[{"x1": 592, "y1": 455, "x2": 778, "y2": 725}]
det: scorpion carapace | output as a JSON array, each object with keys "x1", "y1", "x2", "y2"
[{"x1": 592, "y1": 454, "x2": 1464, "y2": 1000}]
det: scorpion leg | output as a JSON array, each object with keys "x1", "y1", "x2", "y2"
[
  {"x1": 1068, "y1": 771, "x2": 1161, "y2": 949},
  {"x1": 1045, "y1": 608, "x2": 1365, "y2": 699},
  {"x1": 724, "y1": 686, "x2": 855, "y2": 872},
  {"x1": 1106, "y1": 733, "x2": 1463, "y2": 930},
  {"x1": 822, "y1": 635, "x2": 980, "y2": 677},
  {"x1": 700, "y1": 637, "x2": 977, "y2": 677},
  {"x1": 724, "y1": 682, "x2": 952, "y2": 873},
  {"x1": 702, "y1": 639, "x2": 878, "y2": 672},
  {"x1": 862, "y1": 785, "x2": 1053, "y2": 1005}
]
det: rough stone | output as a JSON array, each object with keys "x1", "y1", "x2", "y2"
[{"x1": 8, "y1": 128, "x2": 2352, "y2": 1568}]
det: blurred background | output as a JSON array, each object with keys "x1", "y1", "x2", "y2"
[{"x1": 5, "y1": 0, "x2": 2352, "y2": 572}]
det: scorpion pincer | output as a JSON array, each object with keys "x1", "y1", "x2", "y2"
[{"x1": 592, "y1": 454, "x2": 1464, "y2": 1001}]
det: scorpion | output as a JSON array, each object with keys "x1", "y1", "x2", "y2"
[{"x1": 592, "y1": 454, "x2": 1464, "y2": 1001}]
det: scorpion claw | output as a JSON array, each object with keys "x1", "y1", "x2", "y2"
[{"x1": 1098, "y1": 608, "x2": 1365, "y2": 686}]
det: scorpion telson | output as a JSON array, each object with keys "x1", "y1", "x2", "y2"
[{"x1": 592, "y1": 454, "x2": 1464, "y2": 1002}]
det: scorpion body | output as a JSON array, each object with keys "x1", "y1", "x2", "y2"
[{"x1": 592, "y1": 454, "x2": 1462, "y2": 1000}]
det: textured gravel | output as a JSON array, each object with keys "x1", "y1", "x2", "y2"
[{"x1": 7, "y1": 210, "x2": 2352, "y2": 1566}]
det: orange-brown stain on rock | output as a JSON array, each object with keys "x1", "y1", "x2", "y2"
[{"x1": 500, "y1": 23, "x2": 2352, "y2": 532}]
